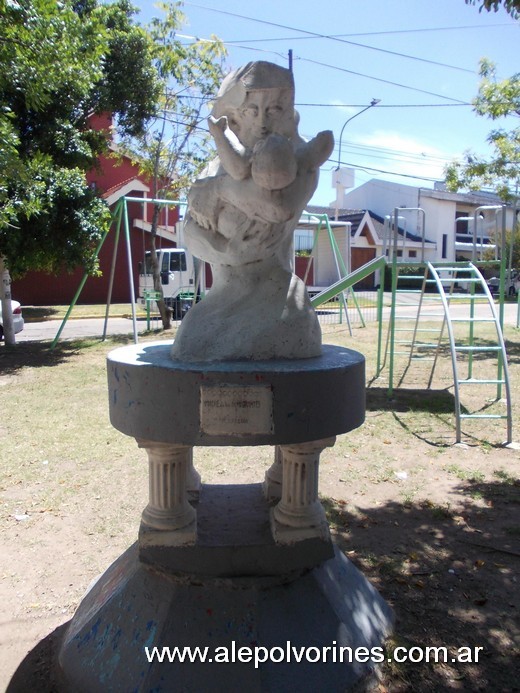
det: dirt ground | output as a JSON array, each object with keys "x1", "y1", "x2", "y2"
[{"x1": 1, "y1": 322, "x2": 519, "y2": 691}]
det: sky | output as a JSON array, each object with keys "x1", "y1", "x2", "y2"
[{"x1": 132, "y1": 0, "x2": 519, "y2": 207}]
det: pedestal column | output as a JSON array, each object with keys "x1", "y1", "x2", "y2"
[
  {"x1": 271, "y1": 437, "x2": 335, "y2": 543},
  {"x1": 263, "y1": 445, "x2": 283, "y2": 501},
  {"x1": 137, "y1": 439, "x2": 197, "y2": 546}
]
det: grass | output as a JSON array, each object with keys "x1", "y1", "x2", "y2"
[
  {"x1": 1, "y1": 317, "x2": 519, "y2": 692},
  {"x1": 445, "y1": 463, "x2": 486, "y2": 483}
]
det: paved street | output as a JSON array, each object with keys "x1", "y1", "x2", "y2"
[{"x1": 17, "y1": 316, "x2": 155, "y2": 343}]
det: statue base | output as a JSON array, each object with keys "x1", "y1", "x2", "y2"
[
  {"x1": 55, "y1": 539, "x2": 393, "y2": 693},
  {"x1": 10, "y1": 341, "x2": 393, "y2": 691}
]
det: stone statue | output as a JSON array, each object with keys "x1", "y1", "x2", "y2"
[{"x1": 171, "y1": 61, "x2": 334, "y2": 362}]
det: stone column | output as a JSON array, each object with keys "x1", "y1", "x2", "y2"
[
  {"x1": 137, "y1": 440, "x2": 197, "y2": 546},
  {"x1": 186, "y1": 447, "x2": 202, "y2": 501},
  {"x1": 263, "y1": 445, "x2": 283, "y2": 501},
  {"x1": 271, "y1": 437, "x2": 335, "y2": 543}
]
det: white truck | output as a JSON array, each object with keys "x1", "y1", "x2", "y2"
[{"x1": 138, "y1": 248, "x2": 199, "y2": 320}]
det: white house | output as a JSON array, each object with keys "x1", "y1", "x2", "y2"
[
  {"x1": 298, "y1": 205, "x2": 435, "y2": 289},
  {"x1": 338, "y1": 178, "x2": 516, "y2": 264}
]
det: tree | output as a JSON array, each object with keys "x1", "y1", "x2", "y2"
[
  {"x1": 1, "y1": 0, "x2": 160, "y2": 275},
  {"x1": 465, "y1": 0, "x2": 520, "y2": 19},
  {"x1": 0, "y1": 0, "x2": 159, "y2": 342},
  {"x1": 118, "y1": 2, "x2": 226, "y2": 328},
  {"x1": 445, "y1": 59, "x2": 520, "y2": 201}
]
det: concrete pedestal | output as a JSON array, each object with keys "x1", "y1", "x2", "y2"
[
  {"x1": 106, "y1": 342, "x2": 365, "y2": 447},
  {"x1": 54, "y1": 341, "x2": 393, "y2": 691},
  {"x1": 57, "y1": 542, "x2": 393, "y2": 693}
]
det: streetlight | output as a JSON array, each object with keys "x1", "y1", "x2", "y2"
[
  {"x1": 334, "y1": 99, "x2": 381, "y2": 220},
  {"x1": 336, "y1": 98, "x2": 381, "y2": 170}
]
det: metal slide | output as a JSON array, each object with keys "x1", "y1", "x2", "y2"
[{"x1": 310, "y1": 255, "x2": 387, "y2": 307}]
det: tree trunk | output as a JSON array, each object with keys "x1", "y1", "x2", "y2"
[
  {"x1": 0, "y1": 257, "x2": 16, "y2": 345},
  {"x1": 150, "y1": 204, "x2": 171, "y2": 330}
]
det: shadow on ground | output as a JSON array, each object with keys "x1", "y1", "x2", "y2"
[
  {"x1": 7, "y1": 477, "x2": 518, "y2": 692},
  {"x1": 323, "y1": 476, "x2": 520, "y2": 691},
  {"x1": 0, "y1": 336, "x2": 133, "y2": 375}
]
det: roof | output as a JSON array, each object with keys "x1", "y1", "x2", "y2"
[
  {"x1": 304, "y1": 205, "x2": 367, "y2": 235},
  {"x1": 102, "y1": 177, "x2": 150, "y2": 206},
  {"x1": 368, "y1": 210, "x2": 426, "y2": 244},
  {"x1": 306, "y1": 205, "x2": 430, "y2": 244},
  {"x1": 424, "y1": 183, "x2": 505, "y2": 206}
]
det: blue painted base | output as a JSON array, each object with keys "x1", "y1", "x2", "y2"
[{"x1": 57, "y1": 544, "x2": 393, "y2": 692}]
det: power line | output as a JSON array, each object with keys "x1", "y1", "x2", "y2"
[
  {"x1": 335, "y1": 142, "x2": 450, "y2": 164},
  {"x1": 177, "y1": 26, "x2": 471, "y2": 103},
  {"x1": 182, "y1": 3, "x2": 482, "y2": 75},
  {"x1": 226, "y1": 23, "x2": 513, "y2": 41},
  {"x1": 229, "y1": 37, "x2": 475, "y2": 75},
  {"x1": 325, "y1": 160, "x2": 442, "y2": 183},
  {"x1": 299, "y1": 56, "x2": 468, "y2": 104},
  {"x1": 297, "y1": 102, "x2": 472, "y2": 108}
]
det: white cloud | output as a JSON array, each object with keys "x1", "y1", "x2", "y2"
[{"x1": 350, "y1": 129, "x2": 455, "y2": 182}]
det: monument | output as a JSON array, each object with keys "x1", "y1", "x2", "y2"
[{"x1": 55, "y1": 61, "x2": 393, "y2": 691}]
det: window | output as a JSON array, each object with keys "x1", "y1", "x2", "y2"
[
  {"x1": 455, "y1": 212, "x2": 469, "y2": 234},
  {"x1": 169, "y1": 252, "x2": 187, "y2": 272},
  {"x1": 408, "y1": 250, "x2": 417, "y2": 259},
  {"x1": 143, "y1": 250, "x2": 187, "y2": 274}
]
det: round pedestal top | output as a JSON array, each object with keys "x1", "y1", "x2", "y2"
[{"x1": 107, "y1": 341, "x2": 365, "y2": 446}]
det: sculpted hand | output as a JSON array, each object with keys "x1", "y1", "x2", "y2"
[{"x1": 208, "y1": 115, "x2": 228, "y2": 134}]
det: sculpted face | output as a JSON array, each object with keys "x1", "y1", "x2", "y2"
[{"x1": 231, "y1": 88, "x2": 295, "y2": 148}]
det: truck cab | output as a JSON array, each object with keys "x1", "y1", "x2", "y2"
[{"x1": 138, "y1": 248, "x2": 197, "y2": 319}]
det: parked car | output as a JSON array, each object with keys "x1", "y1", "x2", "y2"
[
  {"x1": 0, "y1": 299, "x2": 24, "y2": 340},
  {"x1": 486, "y1": 270, "x2": 520, "y2": 296}
]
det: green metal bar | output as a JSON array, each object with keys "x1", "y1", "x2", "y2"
[
  {"x1": 469, "y1": 262, "x2": 513, "y2": 443},
  {"x1": 102, "y1": 201, "x2": 123, "y2": 340},
  {"x1": 122, "y1": 197, "x2": 138, "y2": 344},
  {"x1": 376, "y1": 264, "x2": 385, "y2": 376},
  {"x1": 324, "y1": 218, "x2": 350, "y2": 331},
  {"x1": 497, "y1": 206, "x2": 507, "y2": 399},
  {"x1": 51, "y1": 199, "x2": 123, "y2": 350},
  {"x1": 468, "y1": 275, "x2": 476, "y2": 379},
  {"x1": 388, "y1": 208, "x2": 400, "y2": 399}
]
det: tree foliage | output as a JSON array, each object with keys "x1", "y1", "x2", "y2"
[
  {"x1": 465, "y1": 0, "x2": 520, "y2": 19},
  {"x1": 117, "y1": 2, "x2": 226, "y2": 328},
  {"x1": 0, "y1": 0, "x2": 159, "y2": 277},
  {"x1": 445, "y1": 60, "x2": 520, "y2": 201},
  {"x1": 119, "y1": 2, "x2": 226, "y2": 199}
]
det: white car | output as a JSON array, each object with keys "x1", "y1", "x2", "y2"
[
  {"x1": 0, "y1": 299, "x2": 24, "y2": 340},
  {"x1": 486, "y1": 271, "x2": 520, "y2": 296}
]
